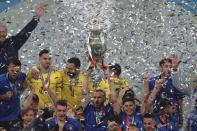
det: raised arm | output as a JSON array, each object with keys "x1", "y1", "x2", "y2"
[
  {"x1": 171, "y1": 71, "x2": 192, "y2": 96},
  {"x1": 141, "y1": 73, "x2": 151, "y2": 114},
  {"x1": 141, "y1": 73, "x2": 150, "y2": 97},
  {"x1": 13, "y1": 4, "x2": 47, "y2": 49},
  {"x1": 21, "y1": 91, "x2": 34, "y2": 110},
  {"x1": 141, "y1": 79, "x2": 163, "y2": 114},
  {"x1": 170, "y1": 54, "x2": 192, "y2": 96},
  {"x1": 103, "y1": 65, "x2": 120, "y2": 114},
  {"x1": 81, "y1": 68, "x2": 93, "y2": 109},
  {"x1": 147, "y1": 79, "x2": 163, "y2": 105}
]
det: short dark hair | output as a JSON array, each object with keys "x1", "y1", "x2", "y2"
[
  {"x1": 159, "y1": 58, "x2": 172, "y2": 67},
  {"x1": 21, "y1": 108, "x2": 37, "y2": 117},
  {"x1": 94, "y1": 89, "x2": 106, "y2": 98},
  {"x1": 8, "y1": 58, "x2": 21, "y2": 66},
  {"x1": 143, "y1": 113, "x2": 155, "y2": 119},
  {"x1": 108, "y1": 114, "x2": 121, "y2": 124},
  {"x1": 32, "y1": 94, "x2": 39, "y2": 104},
  {"x1": 67, "y1": 57, "x2": 81, "y2": 68},
  {"x1": 128, "y1": 124, "x2": 138, "y2": 129},
  {"x1": 109, "y1": 63, "x2": 121, "y2": 76},
  {"x1": 122, "y1": 89, "x2": 135, "y2": 105},
  {"x1": 160, "y1": 98, "x2": 172, "y2": 109},
  {"x1": 55, "y1": 100, "x2": 67, "y2": 107},
  {"x1": 122, "y1": 98, "x2": 135, "y2": 105},
  {"x1": 39, "y1": 49, "x2": 50, "y2": 57}
]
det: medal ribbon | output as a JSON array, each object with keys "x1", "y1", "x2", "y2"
[
  {"x1": 6, "y1": 73, "x2": 20, "y2": 96},
  {"x1": 126, "y1": 115, "x2": 135, "y2": 127},
  {"x1": 68, "y1": 75, "x2": 79, "y2": 97},
  {"x1": 95, "y1": 106, "x2": 105, "y2": 125},
  {"x1": 39, "y1": 68, "x2": 51, "y2": 92}
]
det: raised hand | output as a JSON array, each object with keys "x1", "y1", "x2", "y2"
[
  {"x1": 170, "y1": 54, "x2": 181, "y2": 71},
  {"x1": 25, "y1": 78, "x2": 34, "y2": 91},
  {"x1": 108, "y1": 121, "x2": 119, "y2": 131},
  {"x1": 141, "y1": 73, "x2": 149, "y2": 96},
  {"x1": 84, "y1": 66, "x2": 93, "y2": 77},
  {"x1": 141, "y1": 73, "x2": 149, "y2": 82},
  {"x1": 43, "y1": 80, "x2": 50, "y2": 91},
  {"x1": 154, "y1": 79, "x2": 164, "y2": 92},
  {"x1": 103, "y1": 64, "x2": 111, "y2": 78},
  {"x1": 35, "y1": 4, "x2": 48, "y2": 17},
  {"x1": 38, "y1": 109, "x2": 44, "y2": 116},
  {"x1": 31, "y1": 67, "x2": 39, "y2": 80}
]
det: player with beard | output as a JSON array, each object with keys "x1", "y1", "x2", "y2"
[
  {"x1": 47, "y1": 100, "x2": 81, "y2": 131},
  {"x1": 0, "y1": 59, "x2": 26, "y2": 130},
  {"x1": 155, "y1": 98, "x2": 179, "y2": 131},
  {"x1": 60, "y1": 57, "x2": 94, "y2": 110},
  {"x1": 81, "y1": 65, "x2": 119, "y2": 131},
  {"x1": 97, "y1": 63, "x2": 128, "y2": 101},
  {"x1": 25, "y1": 49, "x2": 62, "y2": 109},
  {"x1": 148, "y1": 57, "x2": 184, "y2": 127},
  {"x1": 82, "y1": 89, "x2": 115, "y2": 131},
  {"x1": 170, "y1": 55, "x2": 197, "y2": 131}
]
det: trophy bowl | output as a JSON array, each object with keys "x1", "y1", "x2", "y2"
[{"x1": 88, "y1": 27, "x2": 107, "y2": 64}]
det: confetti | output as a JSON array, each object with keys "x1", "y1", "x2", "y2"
[{"x1": 0, "y1": 0, "x2": 196, "y2": 129}]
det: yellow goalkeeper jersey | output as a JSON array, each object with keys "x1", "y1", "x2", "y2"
[
  {"x1": 97, "y1": 78, "x2": 129, "y2": 100},
  {"x1": 26, "y1": 67, "x2": 63, "y2": 109},
  {"x1": 60, "y1": 70, "x2": 94, "y2": 110}
]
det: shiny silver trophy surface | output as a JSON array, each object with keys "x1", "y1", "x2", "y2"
[{"x1": 87, "y1": 26, "x2": 107, "y2": 69}]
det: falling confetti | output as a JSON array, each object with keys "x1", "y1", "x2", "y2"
[{"x1": 0, "y1": 0, "x2": 197, "y2": 129}]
